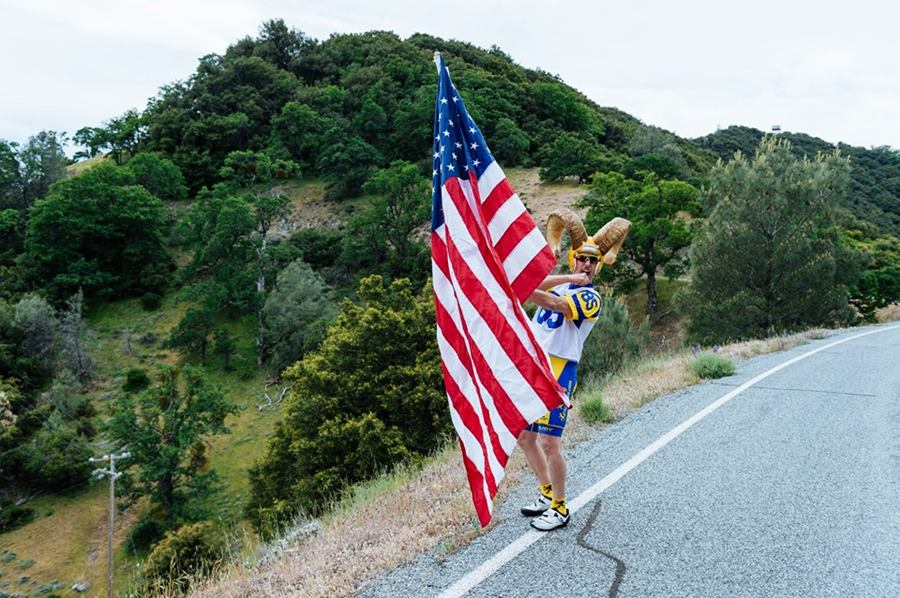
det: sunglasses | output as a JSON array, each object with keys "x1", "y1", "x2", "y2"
[{"x1": 575, "y1": 255, "x2": 600, "y2": 265}]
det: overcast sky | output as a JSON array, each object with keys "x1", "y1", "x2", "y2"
[{"x1": 2, "y1": 0, "x2": 898, "y2": 156}]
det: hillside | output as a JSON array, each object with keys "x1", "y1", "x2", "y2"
[{"x1": 696, "y1": 126, "x2": 900, "y2": 237}]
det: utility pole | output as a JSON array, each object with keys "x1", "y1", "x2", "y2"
[{"x1": 90, "y1": 452, "x2": 130, "y2": 598}]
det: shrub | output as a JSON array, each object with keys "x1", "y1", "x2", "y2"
[
  {"x1": 578, "y1": 296, "x2": 649, "y2": 382},
  {"x1": 0, "y1": 499, "x2": 35, "y2": 533},
  {"x1": 141, "y1": 521, "x2": 224, "y2": 593},
  {"x1": 140, "y1": 292, "x2": 162, "y2": 311},
  {"x1": 122, "y1": 368, "x2": 151, "y2": 393},
  {"x1": 691, "y1": 352, "x2": 736, "y2": 379},
  {"x1": 127, "y1": 517, "x2": 168, "y2": 554},
  {"x1": 577, "y1": 393, "x2": 615, "y2": 424},
  {"x1": 245, "y1": 276, "x2": 449, "y2": 532}
]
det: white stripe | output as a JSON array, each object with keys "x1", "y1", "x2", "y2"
[
  {"x1": 445, "y1": 383, "x2": 493, "y2": 518},
  {"x1": 503, "y1": 226, "x2": 547, "y2": 286},
  {"x1": 476, "y1": 161, "x2": 504, "y2": 206},
  {"x1": 437, "y1": 324, "x2": 900, "y2": 598},
  {"x1": 434, "y1": 252, "x2": 545, "y2": 453},
  {"x1": 485, "y1": 191, "x2": 523, "y2": 246},
  {"x1": 436, "y1": 326, "x2": 507, "y2": 483}
]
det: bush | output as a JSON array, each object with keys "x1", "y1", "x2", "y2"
[
  {"x1": 140, "y1": 292, "x2": 162, "y2": 311},
  {"x1": 122, "y1": 368, "x2": 151, "y2": 393},
  {"x1": 127, "y1": 517, "x2": 168, "y2": 554},
  {"x1": 141, "y1": 521, "x2": 224, "y2": 593},
  {"x1": 691, "y1": 352, "x2": 736, "y2": 379},
  {"x1": 245, "y1": 276, "x2": 449, "y2": 532},
  {"x1": 577, "y1": 393, "x2": 615, "y2": 424},
  {"x1": 0, "y1": 498, "x2": 35, "y2": 533},
  {"x1": 578, "y1": 296, "x2": 649, "y2": 382}
]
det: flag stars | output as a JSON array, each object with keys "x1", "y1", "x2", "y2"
[
  {"x1": 469, "y1": 127, "x2": 476, "y2": 134},
  {"x1": 440, "y1": 97, "x2": 448, "y2": 104},
  {"x1": 455, "y1": 142, "x2": 463, "y2": 149},
  {"x1": 470, "y1": 142, "x2": 479, "y2": 151},
  {"x1": 443, "y1": 130, "x2": 450, "y2": 137}
]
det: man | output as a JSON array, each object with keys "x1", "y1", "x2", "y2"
[{"x1": 517, "y1": 211, "x2": 630, "y2": 531}]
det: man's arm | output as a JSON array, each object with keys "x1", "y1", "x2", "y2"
[
  {"x1": 535, "y1": 273, "x2": 590, "y2": 291},
  {"x1": 528, "y1": 288, "x2": 574, "y2": 318}
]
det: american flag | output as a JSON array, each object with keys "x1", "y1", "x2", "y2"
[{"x1": 430, "y1": 53, "x2": 568, "y2": 527}]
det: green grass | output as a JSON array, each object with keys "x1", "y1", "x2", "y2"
[
  {"x1": 691, "y1": 352, "x2": 736, "y2": 378},
  {"x1": 621, "y1": 277, "x2": 688, "y2": 323}
]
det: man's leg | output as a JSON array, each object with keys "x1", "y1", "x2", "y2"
[
  {"x1": 530, "y1": 433, "x2": 569, "y2": 531},
  {"x1": 541, "y1": 434, "x2": 565, "y2": 504},
  {"x1": 517, "y1": 429, "x2": 550, "y2": 486}
]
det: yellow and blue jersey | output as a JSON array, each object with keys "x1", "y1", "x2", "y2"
[{"x1": 531, "y1": 283, "x2": 602, "y2": 363}]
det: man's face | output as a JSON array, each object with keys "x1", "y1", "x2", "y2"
[{"x1": 574, "y1": 253, "x2": 600, "y2": 281}]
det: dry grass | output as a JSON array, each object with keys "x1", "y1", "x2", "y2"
[{"x1": 877, "y1": 304, "x2": 900, "y2": 322}]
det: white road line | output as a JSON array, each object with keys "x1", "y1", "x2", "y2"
[{"x1": 438, "y1": 324, "x2": 900, "y2": 598}]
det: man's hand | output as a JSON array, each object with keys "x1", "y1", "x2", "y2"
[{"x1": 570, "y1": 272, "x2": 590, "y2": 286}]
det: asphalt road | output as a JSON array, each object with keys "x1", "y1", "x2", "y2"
[{"x1": 356, "y1": 323, "x2": 900, "y2": 598}]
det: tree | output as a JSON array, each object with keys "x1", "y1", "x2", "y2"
[
  {"x1": 181, "y1": 156, "x2": 299, "y2": 365},
  {"x1": 124, "y1": 152, "x2": 188, "y2": 201},
  {"x1": 245, "y1": 276, "x2": 449, "y2": 532},
  {"x1": 849, "y1": 267, "x2": 900, "y2": 323},
  {"x1": 491, "y1": 117, "x2": 531, "y2": 166},
  {"x1": 73, "y1": 109, "x2": 146, "y2": 165},
  {"x1": 0, "y1": 140, "x2": 23, "y2": 212},
  {"x1": 346, "y1": 160, "x2": 431, "y2": 283},
  {"x1": 683, "y1": 136, "x2": 860, "y2": 344},
  {"x1": 315, "y1": 128, "x2": 382, "y2": 198},
  {"x1": 538, "y1": 131, "x2": 605, "y2": 183},
  {"x1": 268, "y1": 102, "x2": 331, "y2": 171},
  {"x1": 581, "y1": 171, "x2": 701, "y2": 315},
  {"x1": 164, "y1": 308, "x2": 216, "y2": 365},
  {"x1": 107, "y1": 365, "x2": 237, "y2": 529},
  {"x1": 212, "y1": 329, "x2": 238, "y2": 371},
  {"x1": 23, "y1": 162, "x2": 173, "y2": 300},
  {"x1": 18, "y1": 131, "x2": 69, "y2": 209},
  {"x1": 57, "y1": 290, "x2": 94, "y2": 384},
  {"x1": 262, "y1": 260, "x2": 337, "y2": 373},
  {"x1": 12, "y1": 293, "x2": 59, "y2": 376}
]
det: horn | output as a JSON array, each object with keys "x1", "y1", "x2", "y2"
[
  {"x1": 592, "y1": 217, "x2": 632, "y2": 266},
  {"x1": 546, "y1": 209, "x2": 588, "y2": 259}
]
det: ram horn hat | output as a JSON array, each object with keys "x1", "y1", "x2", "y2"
[{"x1": 545, "y1": 208, "x2": 632, "y2": 266}]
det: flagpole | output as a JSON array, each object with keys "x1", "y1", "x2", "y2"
[{"x1": 433, "y1": 51, "x2": 442, "y2": 73}]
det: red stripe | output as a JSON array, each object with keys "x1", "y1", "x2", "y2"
[
  {"x1": 444, "y1": 177, "x2": 512, "y2": 301},
  {"x1": 460, "y1": 438, "x2": 492, "y2": 527},
  {"x1": 494, "y1": 210, "x2": 541, "y2": 263},
  {"x1": 442, "y1": 359, "x2": 499, "y2": 496},
  {"x1": 433, "y1": 226, "x2": 509, "y2": 473},
  {"x1": 434, "y1": 295, "x2": 509, "y2": 470},
  {"x1": 432, "y1": 172, "x2": 564, "y2": 526},
  {"x1": 510, "y1": 243, "x2": 557, "y2": 304},
  {"x1": 480, "y1": 176, "x2": 515, "y2": 225}
]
